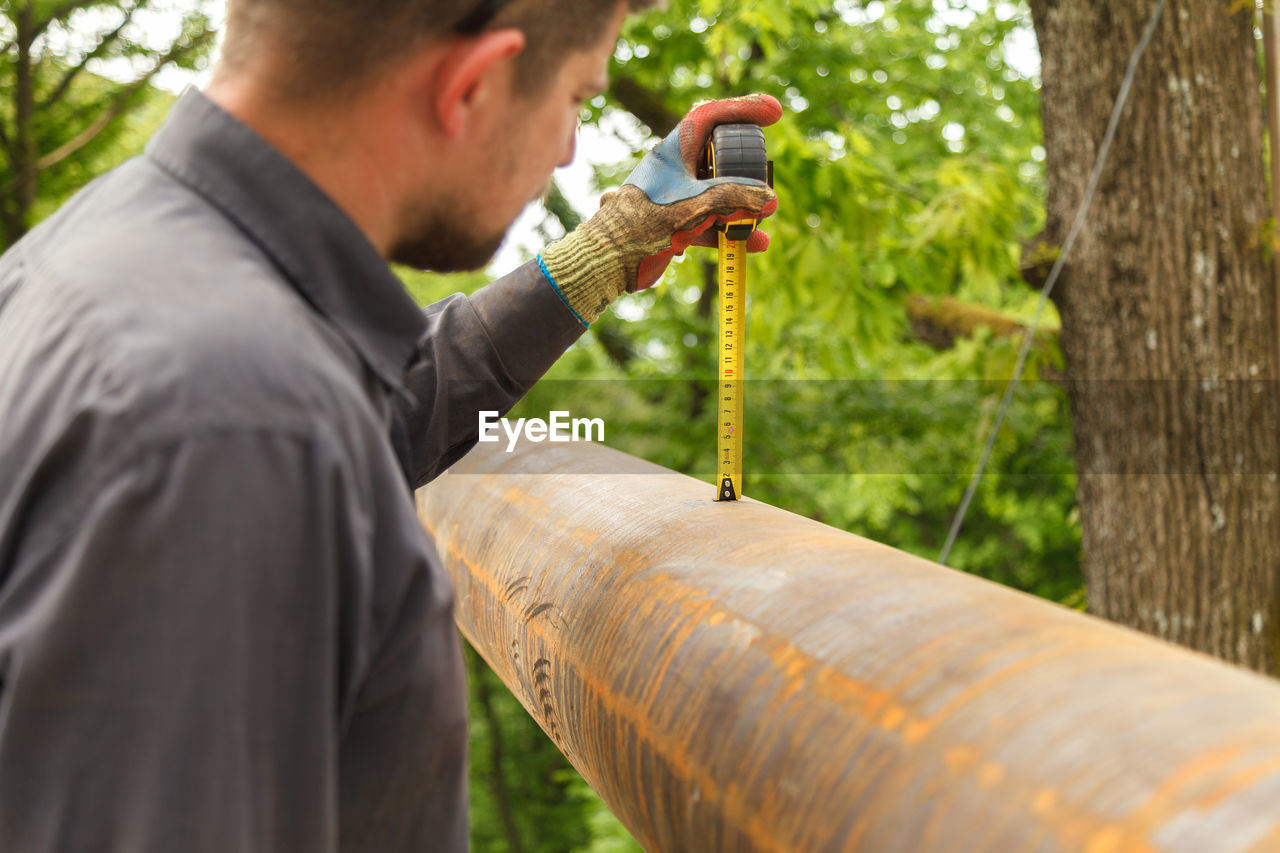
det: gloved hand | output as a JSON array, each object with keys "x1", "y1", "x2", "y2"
[{"x1": 538, "y1": 93, "x2": 782, "y2": 325}]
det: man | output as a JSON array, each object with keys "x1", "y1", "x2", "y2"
[{"x1": 0, "y1": 0, "x2": 778, "y2": 849}]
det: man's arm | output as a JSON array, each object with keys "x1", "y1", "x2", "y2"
[
  {"x1": 401, "y1": 260, "x2": 586, "y2": 487},
  {"x1": 399, "y1": 96, "x2": 782, "y2": 487},
  {"x1": 0, "y1": 421, "x2": 462, "y2": 852}
]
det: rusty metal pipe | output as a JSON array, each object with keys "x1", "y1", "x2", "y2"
[{"x1": 417, "y1": 441, "x2": 1280, "y2": 853}]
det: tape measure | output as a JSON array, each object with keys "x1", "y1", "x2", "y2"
[{"x1": 702, "y1": 124, "x2": 772, "y2": 502}]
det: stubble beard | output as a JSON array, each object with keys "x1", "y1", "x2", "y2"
[
  {"x1": 388, "y1": 170, "x2": 557, "y2": 273},
  {"x1": 388, "y1": 198, "x2": 508, "y2": 272}
]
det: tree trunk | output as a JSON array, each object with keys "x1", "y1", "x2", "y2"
[
  {"x1": 1028, "y1": 0, "x2": 1280, "y2": 674},
  {"x1": 4, "y1": 2, "x2": 37, "y2": 246},
  {"x1": 685, "y1": 259, "x2": 716, "y2": 421},
  {"x1": 467, "y1": 644, "x2": 528, "y2": 853}
]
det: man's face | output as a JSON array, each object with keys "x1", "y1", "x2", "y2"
[{"x1": 391, "y1": 6, "x2": 625, "y2": 271}]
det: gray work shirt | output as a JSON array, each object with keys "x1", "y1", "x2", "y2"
[{"x1": 0, "y1": 89, "x2": 584, "y2": 851}]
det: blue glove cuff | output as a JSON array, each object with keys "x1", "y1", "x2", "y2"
[{"x1": 624, "y1": 126, "x2": 765, "y2": 206}]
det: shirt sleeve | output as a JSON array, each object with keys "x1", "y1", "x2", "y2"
[
  {"x1": 0, "y1": 422, "x2": 462, "y2": 853},
  {"x1": 400, "y1": 259, "x2": 587, "y2": 486}
]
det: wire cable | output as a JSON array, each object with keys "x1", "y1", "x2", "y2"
[{"x1": 938, "y1": 0, "x2": 1169, "y2": 565}]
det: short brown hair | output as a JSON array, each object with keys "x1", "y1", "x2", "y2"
[{"x1": 220, "y1": 0, "x2": 659, "y2": 101}]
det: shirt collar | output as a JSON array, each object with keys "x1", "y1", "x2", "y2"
[{"x1": 145, "y1": 88, "x2": 426, "y2": 392}]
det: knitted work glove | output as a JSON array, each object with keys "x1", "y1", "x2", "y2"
[{"x1": 538, "y1": 94, "x2": 781, "y2": 325}]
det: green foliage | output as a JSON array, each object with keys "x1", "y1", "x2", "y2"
[
  {"x1": 1, "y1": 1, "x2": 217, "y2": 243},
  {"x1": 466, "y1": 643, "x2": 623, "y2": 853},
  {"x1": 518, "y1": 0, "x2": 1080, "y2": 601},
  {"x1": 399, "y1": 265, "x2": 494, "y2": 305},
  {"x1": 600, "y1": 0, "x2": 1046, "y2": 353},
  {"x1": 29, "y1": 80, "x2": 177, "y2": 221}
]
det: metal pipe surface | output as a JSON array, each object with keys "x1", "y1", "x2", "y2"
[{"x1": 417, "y1": 441, "x2": 1280, "y2": 853}]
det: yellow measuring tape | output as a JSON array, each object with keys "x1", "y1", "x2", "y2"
[
  {"x1": 717, "y1": 233, "x2": 745, "y2": 501},
  {"x1": 703, "y1": 123, "x2": 771, "y2": 502}
]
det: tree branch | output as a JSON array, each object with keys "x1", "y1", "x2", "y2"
[
  {"x1": 906, "y1": 294, "x2": 1058, "y2": 349},
  {"x1": 466, "y1": 645, "x2": 528, "y2": 853},
  {"x1": 686, "y1": 259, "x2": 716, "y2": 420},
  {"x1": 609, "y1": 74, "x2": 681, "y2": 137},
  {"x1": 36, "y1": 26, "x2": 214, "y2": 172},
  {"x1": 40, "y1": 0, "x2": 149, "y2": 110},
  {"x1": 1019, "y1": 235, "x2": 1062, "y2": 291},
  {"x1": 34, "y1": 0, "x2": 107, "y2": 39},
  {"x1": 543, "y1": 178, "x2": 582, "y2": 232},
  {"x1": 592, "y1": 320, "x2": 636, "y2": 369}
]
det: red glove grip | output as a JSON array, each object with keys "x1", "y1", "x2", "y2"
[
  {"x1": 676, "y1": 94, "x2": 784, "y2": 174},
  {"x1": 634, "y1": 94, "x2": 782, "y2": 291}
]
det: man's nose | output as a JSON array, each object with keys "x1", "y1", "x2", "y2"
[{"x1": 559, "y1": 127, "x2": 577, "y2": 168}]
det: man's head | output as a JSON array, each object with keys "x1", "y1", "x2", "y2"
[
  {"x1": 210, "y1": 0, "x2": 659, "y2": 270},
  {"x1": 218, "y1": 0, "x2": 651, "y2": 103}
]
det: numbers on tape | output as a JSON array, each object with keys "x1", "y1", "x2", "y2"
[{"x1": 717, "y1": 233, "x2": 744, "y2": 502}]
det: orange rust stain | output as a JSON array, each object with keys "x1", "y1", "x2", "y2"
[
  {"x1": 977, "y1": 762, "x2": 1006, "y2": 787},
  {"x1": 1119, "y1": 747, "x2": 1280, "y2": 846},
  {"x1": 646, "y1": 574, "x2": 900, "y2": 727},
  {"x1": 765, "y1": 641, "x2": 814, "y2": 686},
  {"x1": 1032, "y1": 788, "x2": 1059, "y2": 816},
  {"x1": 1248, "y1": 821, "x2": 1280, "y2": 851},
  {"x1": 1188, "y1": 750, "x2": 1280, "y2": 810},
  {"x1": 639, "y1": 596, "x2": 718, "y2": 711},
  {"x1": 900, "y1": 636, "x2": 1115, "y2": 744},
  {"x1": 841, "y1": 818, "x2": 868, "y2": 853},
  {"x1": 884, "y1": 606, "x2": 1071, "y2": 707},
  {"x1": 419, "y1": 498, "x2": 1278, "y2": 853},
  {"x1": 880, "y1": 704, "x2": 906, "y2": 731},
  {"x1": 1128, "y1": 743, "x2": 1247, "y2": 816},
  {"x1": 489, "y1": 484, "x2": 605, "y2": 552},
  {"x1": 944, "y1": 746, "x2": 979, "y2": 774},
  {"x1": 1081, "y1": 826, "x2": 1156, "y2": 853},
  {"x1": 778, "y1": 678, "x2": 806, "y2": 703},
  {"x1": 423, "y1": 521, "x2": 788, "y2": 853},
  {"x1": 775, "y1": 641, "x2": 894, "y2": 716},
  {"x1": 902, "y1": 719, "x2": 932, "y2": 744},
  {"x1": 1084, "y1": 827, "x2": 1125, "y2": 853}
]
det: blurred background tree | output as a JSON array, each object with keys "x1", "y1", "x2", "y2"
[
  {"x1": 0, "y1": 0, "x2": 217, "y2": 245},
  {"x1": 1028, "y1": 0, "x2": 1280, "y2": 674}
]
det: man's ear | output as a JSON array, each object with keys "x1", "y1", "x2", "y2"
[{"x1": 432, "y1": 29, "x2": 527, "y2": 138}]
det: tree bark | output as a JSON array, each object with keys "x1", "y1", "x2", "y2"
[
  {"x1": 609, "y1": 74, "x2": 680, "y2": 137},
  {"x1": 1, "y1": 2, "x2": 216, "y2": 248},
  {"x1": 685, "y1": 259, "x2": 716, "y2": 421},
  {"x1": 5, "y1": 2, "x2": 38, "y2": 246},
  {"x1": 1028, "y1": 0, "x2": 1280, "y2": 673},
  {"x1": 467, "y1": 644, "x2": 528, "y2": 853}
]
